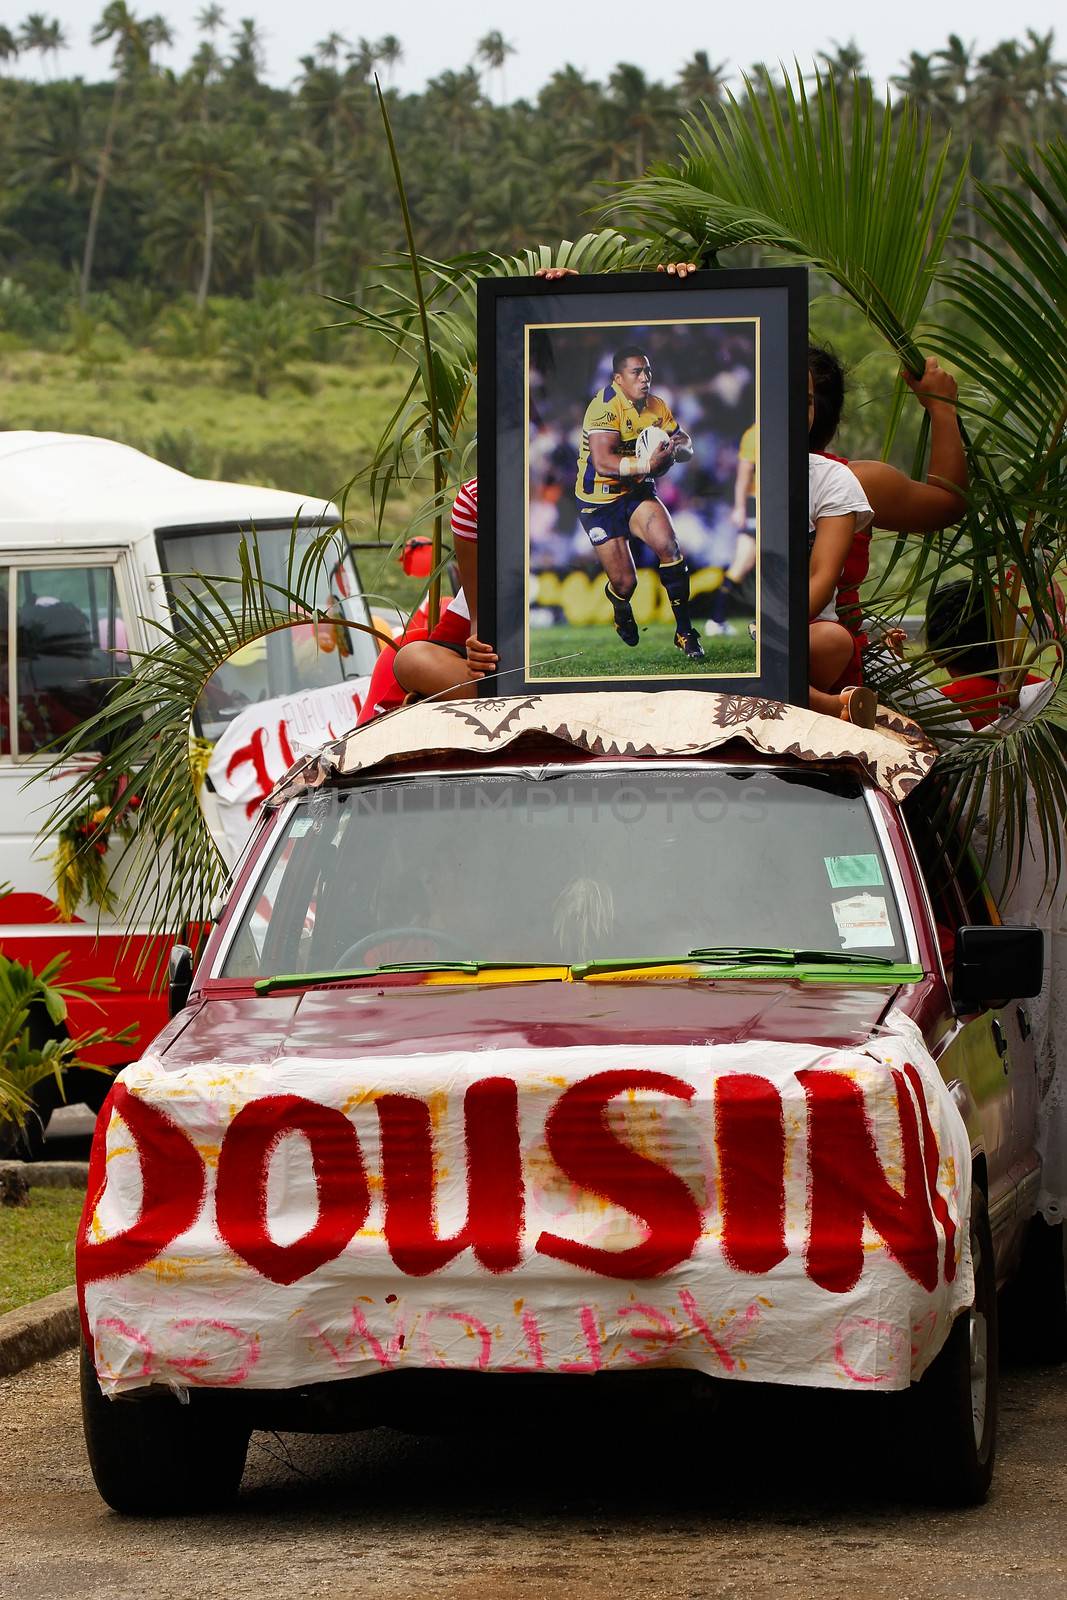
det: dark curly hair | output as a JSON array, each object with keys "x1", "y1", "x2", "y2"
[
  {"x1": 926, "y1": 580, "x2": 998, "y2": 676},
  {"x1": 808, "y1": 343, "x2": 846, "y2": 452}
]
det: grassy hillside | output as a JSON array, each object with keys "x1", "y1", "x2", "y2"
[{"x1": 0, "y1": 343, "x2": 430, "y2": 616}]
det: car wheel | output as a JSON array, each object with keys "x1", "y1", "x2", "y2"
[
  {"x1": 80, "y1": 1340, "x2": 250, "y2": 1515},
  {"x1": 1000, "y1": 1213, "x2": 1067, "y2": 1365},
  {"x1": 906, "y1": 1187, "x2": 998, "y2": 1506}
]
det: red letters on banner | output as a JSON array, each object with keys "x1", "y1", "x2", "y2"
[
  {"x1": 79, "y1": 1082, "x2": 206, "y2": 1284},
  {"x1": 798, "y1": 1067, "x2": 940, "y2": 1294},
  {"x1": 81, "y1": 1064, "x2": 953, "y2": 1295},
  {"x1": 536, "y1": 1069, "x2": 702, "y2": 1278},
  {"x1": 715, "y1": 1073, "x2": 787, "y2": 1274},
  {"x1": 377, "y1": 1077, "x2": 523, "y2": 1275},
  {"x1": 215, "y1": 1094, "x2": 370, "y2": 1285}
]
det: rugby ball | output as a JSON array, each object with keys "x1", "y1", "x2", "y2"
[{"x1": 635, "y1": 425, "x2": 671, "y2": 475}]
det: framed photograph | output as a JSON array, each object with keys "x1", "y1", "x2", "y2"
[{"x1": 478, "y1": 267, "x2": 809, "y2": 702}]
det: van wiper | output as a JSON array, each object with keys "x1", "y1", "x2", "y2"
[{"x1": 255, "y1": 960, "x2": 553, "y2": 993}]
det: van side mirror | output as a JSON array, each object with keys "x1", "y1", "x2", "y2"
[
  {"x1": 168, "y1": 943, "x2": 194, "y2": 1016},
  {"x1": 953, "y1": 925, "x2": 1043, "y2": 1011}
]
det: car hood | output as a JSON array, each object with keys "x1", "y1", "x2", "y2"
[{"x1": 158, "y1": 978, "x2": 903, "y2": 1068}]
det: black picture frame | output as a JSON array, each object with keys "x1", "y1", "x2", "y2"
[{"x1": 477, "y1": 266, "x2": 809, "y2": 703}]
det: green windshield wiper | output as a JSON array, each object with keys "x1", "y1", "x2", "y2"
[
  {"x1": 255, "y1": 961, "x2": 478, "y2": 992},
  {"x1": 254, "y1": 960, "x2": 556, "y2": 993},
  {"x1": 572, "y1": 947, "x2": 907, "y2": 978},
  {"x1": 686, "y1": 946, "x2": 900, "y2": 968}
]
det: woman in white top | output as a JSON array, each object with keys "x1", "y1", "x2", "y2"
[{"x1": 807, "y1": 374, "x2": 876, "y2": 724}]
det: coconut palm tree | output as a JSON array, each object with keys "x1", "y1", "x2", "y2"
[
  {"x1": 14, "y1": 80, "x2": 95, "y2": 193},
  {"x1": 934, "y1": 32, "x2": 975, "y2": 104},
  {"x1": 18, "y1": 13, "x2": 66, "y2": 76},
  {"x1": 816, "y1": 39, "x2": 868, "y2": 87},
  {"x1": 349, "y1": 36, "x2": 380, "y2": 82},
  {"x1": 892, "y1": 52, "x2": 950, "y2": 124},
  {"x1": 0, "y1": 25, "x2": 19, "y2": 62},
  {"x1": 228, "y1": 15, "x2": 263, "y2": 89},
  {"x1": 376, "y1": 34, "x2": 403, "y2": 87},
  {"x1": 1021, "y1": 28, "x2": 1067, "y2": 144},
  {"x1": 42, "y1": 16, "x2": 67, "y2": 73},
  {"x1": 537, "y1": 64, "x2": 598, "y2": 125},
  {"x1": 230, "y1": 156, "x2": 304, "y2": 283},
  {"x1": 676, "y1": 51, "x2": 729, "y2": 109},
  {"x1": 971, "y1": 40, "x2": 1027, "y2": 181},
  {"x1": 162, "y1": 124, "x2": 241, "y2": 306},
  {"x1": 475, "y1": 29, "x2": 515, "y2": 105},
  {"x1": 316, "y1": 30, "x2": 347, "y2": 66},
  {"x1": 424, "y1": 67, "x2": 485, "y2": 152},
  {"x1": 603, "y1": 62, "x2": 680, "y2": 176},
  {"x1": 195, "y1": 3, "x2": 224, "y2": 34},
  {"x1": 80, "y1": 3, "x2": 173, "y2": 305}
]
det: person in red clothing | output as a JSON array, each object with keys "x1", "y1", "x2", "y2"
[
  {"x1": 926, "y1": 580, "x2": 1049, "y2": 730},
  {"x1": 355, "y1": 482, "x2": 487, "y2": 724},
  {"x1": 390, "y1": 478, "x2": 496, "y2": 703}
]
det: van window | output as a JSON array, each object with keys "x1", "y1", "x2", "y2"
[
  {"x1": 157, "y1": 523, "x2": 378, "y2": 741},
  {"x1": 3, "y1": 564, "x2": 131, "y2": 757}
]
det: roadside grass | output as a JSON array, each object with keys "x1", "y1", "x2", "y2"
[
  {"x1": 0, "y1": 1187, "x2": 84, "y2": 1314},
  {"x1": 529, "y1": 622, "x2": 758, "y2": 679}
]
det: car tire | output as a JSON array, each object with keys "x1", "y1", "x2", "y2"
[
  {"x1": 905, "y1": 1187, "x2": 998, "y2": 1506},
  {"x1": 80, "y1": 1340, "x2": 250, "y2": 1515},
  {"x1": 1000, "y1": 1213, "x2": 1067, "y2": 1365}
]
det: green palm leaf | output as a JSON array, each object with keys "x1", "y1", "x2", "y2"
[
  {"x1": 609, "y1": 66, "x2": 965, "y2": 369},
  {"x1": 35, "y1": 526, "x2": 383, "y2": 973}
]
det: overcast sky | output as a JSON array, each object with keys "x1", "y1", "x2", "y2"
[{"x1": 5, "y1": 1, "x2": 1063, "y2": 95}]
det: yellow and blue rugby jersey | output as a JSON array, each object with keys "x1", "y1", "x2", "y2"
[{"x1": 574, "y1": 385, "x2": 678, "y2": 504}]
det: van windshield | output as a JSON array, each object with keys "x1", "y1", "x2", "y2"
[
  {"x1": 219, "y1": 768, "x2": 911, "y2": 979},
  {"x1": 157, "y1": 522, "x2": 378, "y2": 740}
]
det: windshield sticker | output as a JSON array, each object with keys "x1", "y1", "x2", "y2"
[
  {"x1": 832, "y1": 893, "x2": 894, "y2": 949},
  {"x1": 290, "y1": 817, "x2": 314, "y2": 838},
  {"x1": 825, "y1": 854, "x2": 884, "y2": 889}
]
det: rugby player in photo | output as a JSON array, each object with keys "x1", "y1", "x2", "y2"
[{"x1": 575, "y1": 346, "x2": 704, "y2": 661}]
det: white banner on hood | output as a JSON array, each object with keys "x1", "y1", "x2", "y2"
[{"x1": 81, "y1": 1029, "x2": 972, "y2": 1398}]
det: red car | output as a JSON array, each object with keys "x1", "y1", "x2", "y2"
[{"x1": 77, "y1": 693, "x2": 1059, "y2": 1513}]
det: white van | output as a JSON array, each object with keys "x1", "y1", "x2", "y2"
[{"x1": 0, "y1": 430, "x2": 378, "y2": 1087}]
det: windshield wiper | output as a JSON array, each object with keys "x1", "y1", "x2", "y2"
[
  {"x1": 686, "y1": 946, "x2": 900, "y2": 968},
  {"x1": 572, "y1": 948, "x2": 904, "y2": 978},
  {"x1": 254, "y1": 960, "x2": 559, "y2": 993}
]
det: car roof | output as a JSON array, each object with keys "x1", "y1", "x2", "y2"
[{"x1": 270, "y1": 691, "x2": 936, "y2": 807}]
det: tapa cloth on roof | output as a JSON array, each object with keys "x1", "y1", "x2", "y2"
[{"x1": 270, "y1": 692, "x2": 936, "y2": 807}]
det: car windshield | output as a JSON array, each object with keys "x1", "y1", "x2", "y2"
[
  {"x1": 218, "y1": 767, "x2": 911, "y2": 979},
  {"x1": 156, "y1": 522, "x2": 378, "y2": 741}
]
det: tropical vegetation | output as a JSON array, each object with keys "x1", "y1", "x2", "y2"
[
  {"x1": 1, "y1": 20, "x2": 1064, "y2": 304},
  {"x1": 0, "y1": 931, "x2": 133, "y2": 1143},
  {"x1": 18, "y1": 29, "x2": 1067, "y2": 930}
]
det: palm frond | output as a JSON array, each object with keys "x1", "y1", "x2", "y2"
[
  {"x1": 328, "y1": 225, "x2": 641, "y2": 549},
  {"x1": 35, "y1": 525, "x2": 380, "y2": 973},
  {"x1": 608, "y1": 65, "x2": 965, "y2": 368}
]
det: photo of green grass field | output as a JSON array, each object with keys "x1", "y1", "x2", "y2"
[{"x1": 528, "y1": 621, "x2": 757, "y2": 680}]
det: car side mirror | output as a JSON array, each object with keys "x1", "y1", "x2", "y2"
[
  {"x1": 168, "y1": 943, "x2": 195, "y2": 1016},
  {"x1": 952, "y1": 925, "x2": 1043, "y2": 1012}
]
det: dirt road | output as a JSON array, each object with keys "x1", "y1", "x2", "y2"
[{"x1": 2, "y1": 1349, "x2": 1065, "y2": 1600}]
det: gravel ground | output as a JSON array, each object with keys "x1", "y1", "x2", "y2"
[{"x1": 2, "y1": 1349, "x2": 1065, "y2": 1600}]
